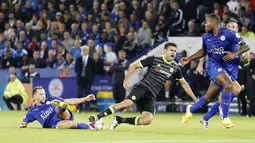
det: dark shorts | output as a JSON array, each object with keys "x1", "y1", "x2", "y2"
[{"x1": 127, "y1": 84, "x2": 156, "y2": 115}]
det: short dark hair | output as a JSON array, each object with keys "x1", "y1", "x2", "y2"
[
  {"x1": 32, "y1": 86, "x2": 43, "y2": 97},
  {"x1": 164, "y1": 42, "x2": 177, "y2": 49},
  {"x1": 207, "y1": 13, "x2": 221, "y2": 24}
]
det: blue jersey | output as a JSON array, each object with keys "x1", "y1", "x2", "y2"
[
  {"x1": 202, "y1": 27, "x2": 243, "y2": 66},
  {"x1": 23, "y1": 97, "x2": 74, "y2": 128},
  {"x1": 202, "y1": 27, "x2": 243, "y2": 85}
]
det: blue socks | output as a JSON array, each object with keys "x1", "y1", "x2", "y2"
[
  {"x1": 203, "y1": 92, "x2": 236, "y2": 121},
  {"x1": 203, "y1": 102, "x2": 220, "y2": 121},
  {"x1": 190, "y1": 96, "x2": 207, "y2": 113},
  {"x1": 77, "y1": 123, "x2": 89, "y2": 129}
]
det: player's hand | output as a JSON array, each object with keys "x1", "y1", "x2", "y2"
[
  {"x1": 252, "y1": 75, "x2": 255, "y2": 80},
  {"x1": 179, "y1": 57, "x2": 190, "y2": 67},
  {"x1": 196, "y1": 65, "x2": 203, "y2": 75},
  {"x1": 86, "y1": 94, "x2": 96, "y2": 101},
  {"x1": 123, "y1": 78, "x2": 130, "y2": 89},
  {"x1": 223, "y1": 52, "x2": 237, "y2": 61}
]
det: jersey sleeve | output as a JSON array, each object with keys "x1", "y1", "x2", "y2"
[
  {"x1": 23, "y1": 110, "x2": 36, "y2": 123},
  {"x1": 174, "y1": 66, "x2": 184, "y2": 80},
  {"x1": 139, "y1": 56, "x2": 154, "y2": 67},
  {"x1": 202, "y1": 35, "x2": 207, "y2": 53},
  {"x1": 229, "y1": 31, "x2": 243, "y2": 44},
  {"x1": 49, "y1": 96, "x2": 65, "y2": 102}
]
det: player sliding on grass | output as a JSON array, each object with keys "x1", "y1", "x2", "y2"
[
  {"x1": 20, "y1": 86, "x2": 96, "y2": 129},
  {"x1": 89, "y1": 42, "x2": 198, "y2": 130},
  {"x1": 180, "y1": 14, "x2": 250, "y2": 128},
  {"x1": 197, "y1": 19, "x2": 250, "y2": 129}
]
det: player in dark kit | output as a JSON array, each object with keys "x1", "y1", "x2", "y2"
[{"x1": 89, "y1": 42, "x2": 198, "y2": 130}]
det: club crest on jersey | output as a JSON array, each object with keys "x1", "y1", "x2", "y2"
[
  {"x1": 46, "y1": 101, "x2": 51, "y2": 105},
  {"x1": 220, "y1": 36, "x2": 225, "y2": 41},
  {"x1": 170, "y1": 68, "x2": 174, "y2": 73}
]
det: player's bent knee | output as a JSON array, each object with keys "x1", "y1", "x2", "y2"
[
  {"x1": 223, "y1": 82, "x2": 233, "y2": 91},
  {"x1": 232, "y1": 83, "x2": 241, "y2": 96},
  {"x1": 204, "y1": 95, "x2": 213, "y2": 103}
]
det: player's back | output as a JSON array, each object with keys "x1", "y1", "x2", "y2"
[{"x1": 23, "y1": 97, "x2": 65, "y2": 128}]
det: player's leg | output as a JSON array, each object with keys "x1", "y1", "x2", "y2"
[
  {"x1": 89, "y1": 99, "x2": 134, "y2": 122},
  {"x1": 217, "y1": 81, "x2": 241, "y2": 118},
  {"x1": 109, "y1": 98, "x2": 155, "y2": 130},
  {"x1": 181, "y1": 81, "x2": 220, "y2": 125},
  {"x1": 89, "y1": 85, "x2": 145, "y2": 122},
  {"x1": 51, "y1": 100, "x2": 71, "y2": 119},
  {"x1": 165, "y1": 80, "x2": 171, "y2": 99},
  {"x1": 56, "y1": 120, "x2": 90, "y2": 129},
  {"x1": 214, "y1": 73, "x2": 238, "y2": 128},
  {"x1": 202, "y1": 80, "x2": 241, "y2": 124}
]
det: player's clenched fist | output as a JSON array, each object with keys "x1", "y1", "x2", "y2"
[
  {"x1": 86, "y1": 94, "x2": 96, "y2": 101},
  {"x1": 179, "y1": 57, "x2": 190, "y2": 67}
]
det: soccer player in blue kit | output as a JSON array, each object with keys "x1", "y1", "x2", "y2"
[
  {"x1": 197, "y1": 19, "x2": 250, "y2": 129},
  {"x1": 20, "y1": 86, "x2": 96, "y2": 129},
  {"x1": 179, "y1": 14, "x2": 250, "y2": 128}
]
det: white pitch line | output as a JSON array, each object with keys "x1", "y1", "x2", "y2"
[{"x1": 71, "y1": 140, "x2": 255, "y2": 143}]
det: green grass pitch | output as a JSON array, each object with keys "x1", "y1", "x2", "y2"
[{"x1": 0, "y1": 111, "x2": 254, "y2": 143}]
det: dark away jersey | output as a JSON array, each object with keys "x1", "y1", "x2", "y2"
[{"x1": 138, "y1": 55, "x2": 183, "y2": 98}]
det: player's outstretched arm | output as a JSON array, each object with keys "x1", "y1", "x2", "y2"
[
  {"x1": 178, "y1": 78, "x2": 198, "y2": 102},
  {"x1": 20, "y1": 121, "x2": 28, "y2": 128},
  {"x1": 64, "y1": 94, "x2": 96, "y2": 105},
  {"x1": 196, "y1": 57, "x2": 205, "y2": 75},
  {"x1": 123, "y1": 62, "x2": 143, "y2": 89},
  {"x1": 179, "y1": 49, "x2": 206, "y2": 66}
]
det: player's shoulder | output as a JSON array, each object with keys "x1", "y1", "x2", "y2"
[
  {"x1": 153, "y1": 54, "x2": 162, "y2": 59},
  {"x1": 171, "y1": 60, "x2": 181, "y2": 68},
  {"x1": 26, "y1": 106, "x2": 37, "y2": 114},
  {"x1": 202, "y1": 33, "x2": 211, "y2": 39}
]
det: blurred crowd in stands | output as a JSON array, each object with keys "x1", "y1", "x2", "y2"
[{"x1": 1, "y1": 0, "x2": 255, "y2": 114}]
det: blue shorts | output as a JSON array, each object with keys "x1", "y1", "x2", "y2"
[
  {"x1": 206, "y1": 61, "x2": 237, "y2": 89},
  {"x1": 51, "y1": 110, "x2": 74, "y2": 128}
]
